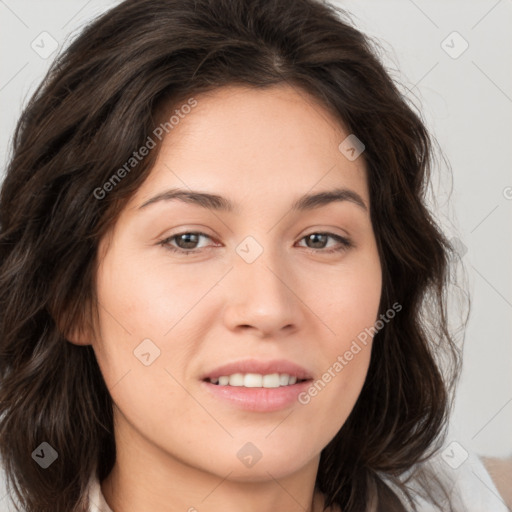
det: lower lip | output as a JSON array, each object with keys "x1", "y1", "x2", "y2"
[{"x1": 201, "y1": 380, "x2": 312, "y2": 412}]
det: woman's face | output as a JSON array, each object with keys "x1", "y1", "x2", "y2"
[{"x1": 88, "y1": 84, "x2": 382, "y2": 481}]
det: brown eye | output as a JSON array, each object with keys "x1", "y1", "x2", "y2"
[
  {"x1": 160, "y1": 232, "x2": 214, "y2": 254},
  {"x1": 174, "y1": 233, "x2": 202, "y2": 249},
  {"x1": 298, "y1": 232, "x2": 353, "y2": 254},
  {"x1": 159, "y1": 231, "x2": 353, "y2": 256}
]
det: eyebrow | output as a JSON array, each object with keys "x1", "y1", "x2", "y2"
[{"x1": 138, "y1": 187, "x2": 368, "y2": 213}]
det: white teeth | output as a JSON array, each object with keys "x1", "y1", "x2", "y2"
[
  {"x1": 209, "y1": 373, "x2": 302, "y2": 388},
  {"x1": 243, "y1": 373, "x2": 262, "y2": 387},
  {"x1": 262, "y1": 373, "x2": 280, "y2": 388},
  {"x1": 229, "y1": 373, "x2": 245, "y2": 386}
]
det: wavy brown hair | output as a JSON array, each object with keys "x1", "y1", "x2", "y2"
[{"x1": 0, "y1": 0, "x2": 466, "y2": 511}]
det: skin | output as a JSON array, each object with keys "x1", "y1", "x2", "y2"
[
  {"x1": 70, "y1": 84, "x2": 382, "y2": 512},
  {"x1": 483, "y1": 456, "x2": 512, "y2": 509}
]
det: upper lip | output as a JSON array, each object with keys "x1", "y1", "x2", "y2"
[{"x1": 201, "y1": 359, "x2": 313, "y2": 381}]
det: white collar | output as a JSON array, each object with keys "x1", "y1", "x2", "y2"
[{"x1": 87, "y1": 474, "x2": 114, "y2": 512}]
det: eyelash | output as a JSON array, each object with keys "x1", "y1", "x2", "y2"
[{"x1": 158, "y1": 231, "x2": 353, "y2": 256}]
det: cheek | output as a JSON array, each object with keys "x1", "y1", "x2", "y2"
[
  {"x1": 298, "y1": 327, "x2": 374, "y2": 452},
  {"x1": 315, "y1": 253, "x2": 382, "y2": 346},
  {"x1": 92, "y1": 254, "x2": 194, "y2": 433},
  {"x1": 302, "y1": 255, "x2": 381, "y2": 423},
  {"x1": 91, "y1": 245, "x2": 217, "y2": 416},
  {"x1": 95, "y1": 243, "x2": 212, "y2": 343}
]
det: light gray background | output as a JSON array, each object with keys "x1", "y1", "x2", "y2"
[{"x1": 1, "y1": 0, "x2": 511, "y2": 507}]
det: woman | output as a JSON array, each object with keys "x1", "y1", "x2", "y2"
[{"x1": 0, "y1": 0, "x2": 507, "y2": 511}]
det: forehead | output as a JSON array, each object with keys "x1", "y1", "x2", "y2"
[{"x1": 128, "y1": 84, "x2": 369, "y2": 213}]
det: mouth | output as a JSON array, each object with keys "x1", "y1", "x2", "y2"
[
  {"x1": 199, "y1": 359, "x2": 314, "y2": 411},
  {"x1": 200, "y1": 358, "x2": 313, "y2": 386},
  {"x1": 202, "y1": 373, "x2": 313, "y2": 413},
  {"x1": 204, "y1": 373, "x2": 311, "y2": 388}
]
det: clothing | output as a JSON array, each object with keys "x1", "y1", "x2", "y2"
[
  {"x1": 390, "y1": 447, "x2": 510, "y2": 511},
  {"x1": 87, "y1": 473, "x2": 114, "y2": 512},
  {"x1": 86, "y1": 449, "x2": 509, "y2": 512}
]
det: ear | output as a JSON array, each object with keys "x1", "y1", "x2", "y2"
[
  {"x1": 48, "y1": 301, "x2": 95, "y2": 346},
  {"x1": 65, "y1": 323, "x2": 93, "y2": 346}
]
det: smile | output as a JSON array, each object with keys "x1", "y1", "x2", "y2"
[{"x1": 206, "y1": 373, "x2": 308, "y2": 388}]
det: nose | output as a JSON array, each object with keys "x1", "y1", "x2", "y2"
[{"x1": 221, "y1": 246, "x2": 303, "y2": 338}]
